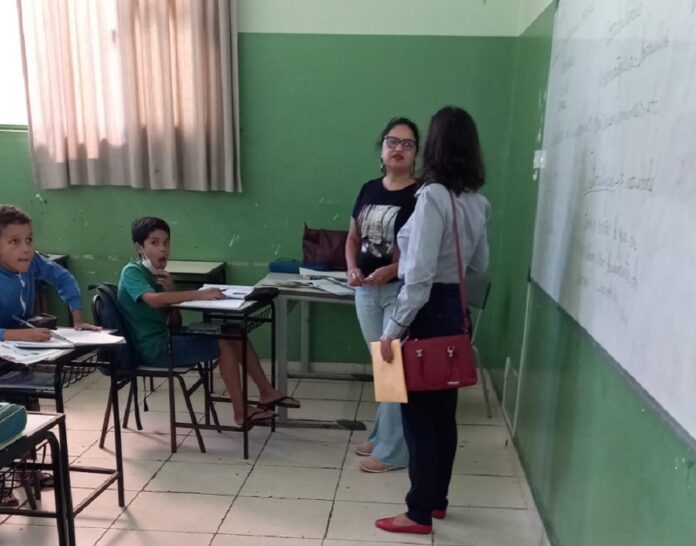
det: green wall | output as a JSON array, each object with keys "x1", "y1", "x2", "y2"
[
  {"x1": 0, "y1": 33, "x2": 516, "y2": 362},
  {"x1": 483, "y1": 6, "x2": 696, "y2": 546}
]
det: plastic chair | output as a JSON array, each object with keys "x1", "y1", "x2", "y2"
[
  {"x1": 465, "y1": 272, "x2": 493, "y2": 418},
  {"x1": 90, "y1": 283, "x2": 220, "y2": 453}
]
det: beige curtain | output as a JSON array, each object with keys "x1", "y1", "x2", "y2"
[{"x1": 17, "y1": 0, "x2": 241, "y2": 192}]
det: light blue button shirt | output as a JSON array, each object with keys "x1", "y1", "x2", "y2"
[{"x1": 384, "y1": 182, "x2": 490, "y2": 339}]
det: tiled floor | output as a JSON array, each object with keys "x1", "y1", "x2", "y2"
[{"x1": 0, "y1": 365, "x2": 549, "y2": 545}]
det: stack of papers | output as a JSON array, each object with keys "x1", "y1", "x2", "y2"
[
  {"x1": 7, "y1": 329, "x2": 125, "y2": 349},
  {"x1": 310, "y1": 279, "x2": 354, "y2": 296},
  {"x1": 298, "y1": 267, "x2": 348, "y2": 281},
  {"x1": 201, "y1": 284, "x2": 254, "y2": 298},
  {"x1": 0, "y1": 343, "x2": 67, "y2": 365}
]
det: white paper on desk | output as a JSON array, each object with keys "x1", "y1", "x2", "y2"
[
  {"x1": 310, "y1": 279, "x2": 354, "y2": 296},
  {"x1": 0, "y1": 343, "x2": 67, "y2": 365},
  {"x1": 201, "y1": 284, "x2": 254, "y2": 299},
  {"x1": 9, "y1": 329, "x2": 124, "y2": 348},
  {"x1": 177, "y1": 298, "x2": 250, "y2": 311},
  {"x1": 298, "y1": 267, "x2": 348, "y2": 281}
]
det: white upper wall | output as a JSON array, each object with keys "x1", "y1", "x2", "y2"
[{"x1": 238, "y1": 0, "x2": 554, "y2": 37}]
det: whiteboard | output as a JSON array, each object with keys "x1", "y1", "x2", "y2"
[{"x1": 532, "y1": 0, "x2": 696, "y2": 439}]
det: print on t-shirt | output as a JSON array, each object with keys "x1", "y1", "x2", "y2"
[{"x1": 357, "y1": 204, "x2": 401, "y2": 261}]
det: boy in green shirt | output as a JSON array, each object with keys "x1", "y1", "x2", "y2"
[{"x1": 117, "y1": 217, "x2": 299, "y2": 428}]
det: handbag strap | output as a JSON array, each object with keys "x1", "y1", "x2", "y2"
[{"x1": 449, "y1": 191, "x2": 470, "y2": 334}]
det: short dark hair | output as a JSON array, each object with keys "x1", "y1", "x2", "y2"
[
  {"x1": 131, "y1": 217, "x2": 170, "y2": 245},
  {"x1": 378, "y1": 117, "x2": 420, "y2": 153},
  {"x1": 0, "y1": 205, "x2": 32, "y2": 235},
  {"x1": 421, "y1": 106, "x2": 486, "y2": 194}
]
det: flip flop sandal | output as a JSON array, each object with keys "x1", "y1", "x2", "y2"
[
  {"x1": 237, "y1": 409, "x2": 275, "y2": 431},
  {"x1": 259, "y1": 396, "x2": 301, "y2": 409}
]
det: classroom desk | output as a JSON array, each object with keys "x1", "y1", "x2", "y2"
[
  {"x1": 256, "y1": 273, "x2": 366, "y2": 430},
  {"x1": 166, "y1": 260, "x2": 226, "y2": 289},
  {"x1": 0, "y1": 346, "x2": 125, "y2": 515},
  {"x1": 169, "y1": 298, "x2": 275, "y2": 459},
  {"x1": 0, "y1": 413, "x2": 75, "y2": 546}
]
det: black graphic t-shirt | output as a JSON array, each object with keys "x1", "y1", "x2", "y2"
[{"x1": 351, "y1": 178, "x2": 417, "y2": 278}]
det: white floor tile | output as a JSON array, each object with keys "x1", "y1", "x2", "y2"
[
  {"x1": 219, "y1": 496, "x2": 332, "y2": 538},
  {"x1": 146, "y1": 460, "x2": 250, "y2": 495},
  {"x1": 97, "y1": 528, "x2": 214, "y2": 546},
  {"x1": 2, "y1": 360, "x2": 549, "y2": 546},
  {"x1": 293, "y1": 380, "x2": 362, "y2": 401},
  {"x1": 335, "y1": 468, "x2": 409, "y2": 504},
  {"x1": 71, "y1": 456, "x2": 164, "y2": 492},
  {"x1": 0, "y1": 522, "x2": 105, "y2": 546},
  {"x1": 452, "y1": 446, "x2": 516, "y2": 476},
  {"x1": 171, "y1": 431, "x2": 265, "y2": 464},
  {"x1": 257, "y1": 438, "x2": 347, "y2": 469},
  {"x1": 448, "y1": 475, "x2": 527, "y2": 509},
  {"x1": 82, "y1": 430, "x2": 187, "y2": 461},
  {"x1": 457, "y1": 424, "x2": 510, "y2": 449},
  {"x1": 240, "y1": 465, "x2": 340, "y2": 500},
  {"x1": 289, "y1": 399, "x2": 359, "y2": 422},
  {"x1": 111, "y1": 491, "x2": 233, "y2": 532},
  {"x1": 355, "y1": 401, "x2": 378, "y2": 422},
  {"x1": 213, "y1": 534, "x2": 321, "y2": 545},
  {"x1": 326, "y1": 500, "x2": 431, "y2": 544},
  {"x1": 433, "y1": 506, "x2": 539, "y2": 546}
]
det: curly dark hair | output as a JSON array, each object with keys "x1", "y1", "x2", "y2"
[
  {"x1": 0, "y1": 205, "x2": 32, "y2": 234},
  {"x1": 131, "y1": 217, "x2": 171, "y2": 245},
  {"x1": 421, "y1": 106, "x2": 485, "y2": 194}
]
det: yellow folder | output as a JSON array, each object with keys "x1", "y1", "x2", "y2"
[{"x1": 370, "y1": 340, "x2": 408, "y2": 403}]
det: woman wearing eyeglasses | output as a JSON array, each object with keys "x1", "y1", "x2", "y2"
[{"x1": 345, "y1": 117, "x2": 419, "y2": 473}]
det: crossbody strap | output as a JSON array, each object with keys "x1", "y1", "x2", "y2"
[{"x1": 449, "y1": 191, "x2": 470, "y2": 333}]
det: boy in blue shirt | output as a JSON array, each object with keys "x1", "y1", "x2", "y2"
[
  {"x1": 0, "y1": 205, "x2": 97, "y2": 341},
  {"x1": 117, "y1": 217, "x2": 299, "y2": 429},
  {"x1": 0, "y1": 204, "x2": 98, "y2": 507}
]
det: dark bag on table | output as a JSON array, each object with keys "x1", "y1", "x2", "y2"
[{"x1": 302, "y1": 224, "x2": 348, "y2": 271}]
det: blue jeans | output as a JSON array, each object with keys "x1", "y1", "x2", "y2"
[
  {"x1": 150, "y1": 335, "x2": 219, "y2": 368},
  {"x1": 355, "y1": 282, "x2": 408, "y2": 467}
]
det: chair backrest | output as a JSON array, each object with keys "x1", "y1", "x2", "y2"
[
  {"x1": 91, "y1": 283, "x2": 139, "y2": 371},
  {"x1": 464, "y1": 271, "x2": 491, "y2": 311},
  {"x1": 464, "y1": 272, "x2": 492, "y2": 343}
]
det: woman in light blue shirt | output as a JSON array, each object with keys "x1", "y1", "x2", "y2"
[{"x1": 375, "y1": 106, "x2": 490, "y2": 535}]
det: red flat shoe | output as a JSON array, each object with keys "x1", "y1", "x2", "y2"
[
  {"x1": 375, "y1": 516, "x2": 432, "y2": 534},
  {"x1": 432, "y1": 509, "x2": 447, "y2": 519}
]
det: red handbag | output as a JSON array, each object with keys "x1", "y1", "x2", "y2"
[{"x1": 401, "y1": 191, "x2": 477, "y2": 392}]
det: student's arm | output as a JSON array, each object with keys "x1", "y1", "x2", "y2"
[
  {"x1": 1, "y1": 327, "x2": 52, "y2": 342},
  {"x1": 121, "y1": 264, "x2": 225, "y2": 310},
  {"x1": 33, "y1": 254, "x2": 99, "y2": 330},
  {"x1": 345, "y1": 218, "x2": 365, "y2": 287},
  {"x1": 140, "y1": 287, "x2": 225, "y2": 308}
]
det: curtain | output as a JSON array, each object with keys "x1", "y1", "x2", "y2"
[{"x1": 17, "y1": 0, "x2": 241, "y2": 192}]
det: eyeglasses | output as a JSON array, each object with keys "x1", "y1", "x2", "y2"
[{"x1": 383, "y1": 136, "x2": 416, "y2": 151}]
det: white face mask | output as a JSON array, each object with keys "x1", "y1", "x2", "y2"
[
  {"x1": 141, "y1": 257, "x2": 159, "y2": 274},
  {"x1": 137, "y1": 245, "x2": 164, "y2": 274}
]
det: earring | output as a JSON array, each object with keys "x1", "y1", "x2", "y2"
[{"x1": 380, "y1": 159, "x2": 385, "y2": 173}]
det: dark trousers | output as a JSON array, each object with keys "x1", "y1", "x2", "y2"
[{"x1": 401, "y1": 283, "x2": 464, "y2": 525}]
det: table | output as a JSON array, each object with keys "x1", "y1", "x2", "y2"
[
  {"x1": 170, "y1": 298, "x2": 275, "y2": 459},
  {"x1": 256, "y1": 273, "x2": 367, "y2": 430},
  {"x1": 0, "y1": 413, "x2": 74, "y2": 546},
  {"x1": 166, "y1": 260, "x2": 226, "y2": 289},
  {"x1": 0, "y1": 347, "x2": 125, "y2": 518}
]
